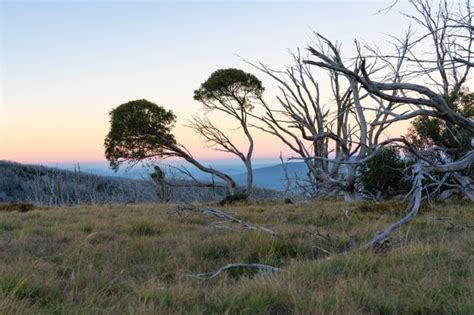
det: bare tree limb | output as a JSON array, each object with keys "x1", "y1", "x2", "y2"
[
  {"x1": 186, "y1": 263, "x2": 282, "y2": 280},
  {"x1": 364, "y1": 163, "x2": 424, "y2": 249},
  {"x1": 173, "y1": 205, "x2": 277, "y2": 235}
]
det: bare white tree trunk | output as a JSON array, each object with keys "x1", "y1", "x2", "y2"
[{"x1": 364, "y1": 163, "x2": 424, "y2": 249}]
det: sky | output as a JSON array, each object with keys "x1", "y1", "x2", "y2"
[{"x1": 1, "y1": 0, "x2": 420, "y2": 165}]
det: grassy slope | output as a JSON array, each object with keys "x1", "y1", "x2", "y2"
[{"x1": 0, "y1": 200, "x2": 473, "y2": 314}]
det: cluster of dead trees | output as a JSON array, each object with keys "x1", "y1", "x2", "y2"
[
  {"x1": 0, "y1": 161, "x2": 160, "y2": 205},
  {"x1": 0, "y1": 161, "x2": 279, "y2": 205},
  {"x1": 105, "y1": 0, "x2": 473, "y2": 205}
]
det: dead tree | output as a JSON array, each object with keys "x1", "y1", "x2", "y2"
[
  {"x1": 245, "y1": 50, "x2": 400, "y2": 200},
  {"x1": 302, "y1": 0, "x2": 473, "y2": 244},
  {"x1": 304, "y1": 0, "x2": 473, "y2": 199}
]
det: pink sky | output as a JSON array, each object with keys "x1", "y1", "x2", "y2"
[{"x1": 1, "y1": 1, "x2": 417, "y2": 164}]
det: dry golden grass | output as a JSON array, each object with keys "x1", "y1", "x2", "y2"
[{"x1": 0, "y1": 199, "x2": 473, "y2": 314}]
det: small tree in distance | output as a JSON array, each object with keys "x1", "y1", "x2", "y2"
[
  {"x1": 150, "y1": 165, "x2": 168, "y2": 203},
  {"x1": 104, "y1": 99, "x2": 237, "y2": 195}
]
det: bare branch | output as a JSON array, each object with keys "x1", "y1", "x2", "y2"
[
  {"x1": 186, "y1": 263, "x2": 282, "y2": 280},
  {"x1": 173, "y1": 205, "x2": 277, "y2": 235}
]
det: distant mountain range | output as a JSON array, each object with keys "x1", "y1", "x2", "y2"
[
  {"x1": 39, "y1": 160, "x2": 310, "y2": 190},
  {"x1": 233, "y1": 162, "x2": 308, "y2": 190}
]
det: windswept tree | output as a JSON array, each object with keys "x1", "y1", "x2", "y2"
[
  {"x1": 190, "y1": 68, "x2": 264, "y2": 194},
  {"x1": 104, "y1": 99, "x2": 237, "y2": 194}
]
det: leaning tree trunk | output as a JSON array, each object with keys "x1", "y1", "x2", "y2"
[{"x1": 172, "y1": 144, "x2": 237, "y2": 195}]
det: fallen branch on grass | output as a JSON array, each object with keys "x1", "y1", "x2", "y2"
[
  {"x1": 186, "y1": 263, "x2": 282, "y2": 280},
  {"x1": 364, "y1": 163, "x2": 424, "y2": 250},
  {"x1": 172, "y1": 205, "x2": 277, "y2": 235}
]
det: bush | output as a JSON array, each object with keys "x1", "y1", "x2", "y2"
[
  {"x1": 218, "y1": 191, "x2": 248, "y2": 206},
  {"x1": 359, "y1": 147, "x2": 411, "y2": 199},
  {"x1": 0, "y1": 203, "x2": 35, "y2": 212}
]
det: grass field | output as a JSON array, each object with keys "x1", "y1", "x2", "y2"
[{"x1": 0, "y1": 200, "x2": 473, "y2": 314}]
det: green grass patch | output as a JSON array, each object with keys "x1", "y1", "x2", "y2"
[
  {"x1": 0, "y1": 201, "x2": 472, "y2": 313},
  {"x1": 128, "y1": 221, "x2": 157, "y2": 237}
]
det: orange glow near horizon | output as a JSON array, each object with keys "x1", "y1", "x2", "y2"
[
  {"x1": 2, "y1": 118, "x2": 411, "y2": 164},
  {"x1": 1, "y1": 111, "x2": 295, "y2": 164},
  {"x1": 2, "y1": 1, "x2": 430, "y2": 165}
]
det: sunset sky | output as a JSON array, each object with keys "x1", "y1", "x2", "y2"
[{"x1": 2, "y1": 0, "x2": 417, "y2": 164}]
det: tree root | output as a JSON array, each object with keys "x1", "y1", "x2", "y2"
[{"x1": 172, "y1": 205, "x2": 277, "y2": 235}]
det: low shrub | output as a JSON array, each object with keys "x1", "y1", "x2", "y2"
[
  {"x1": 218, "y1": 191, "x2": 248, "y2": 206},
  {"x1": 359, "y1": 147, "x2": 411, "y2": 199}
]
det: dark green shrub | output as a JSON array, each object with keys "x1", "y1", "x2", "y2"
[
  {"x1": 406, "y1": 89, "x2": 474, "y2": 194},
  {"x1": 407, "y1": 89, "x2": 473, "y2": 159},
  {"x1": 218, "y1": 191, "x2": 248, "y2": 205},
  {"x1": 0, "y1": 203, "x2": 35, "y2": 212},
  {"x1": 359, "y1": 147, "x2": 411, "y2": 198},
  {"x1": 0, "y1": 221, "x2": 16, "y2": 232}
]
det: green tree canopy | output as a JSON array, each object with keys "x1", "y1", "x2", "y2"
[
  {"x1": 407, "y1": 89, "x2": 474, "y2": 159},
  {"x1": 104, "y1": 99, "x2": 237, "y2": 193},
  {"x1": 193, "y1": 68, "x2": 264, "y2": 110},
  {"x1": 104, "y1": 99, "x2": 177, "y2": 170}
]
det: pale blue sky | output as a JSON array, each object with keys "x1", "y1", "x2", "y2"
[{"x1": 1, "y1": 0, "x2": 414, "y2": 163}]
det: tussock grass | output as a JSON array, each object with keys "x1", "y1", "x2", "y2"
[
  {"x1": 0, "y1": 200, "x2": 472, "y2": 313},
  {"x1": 128, "y1": 221, "x2": 157, "y2": 237}
]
